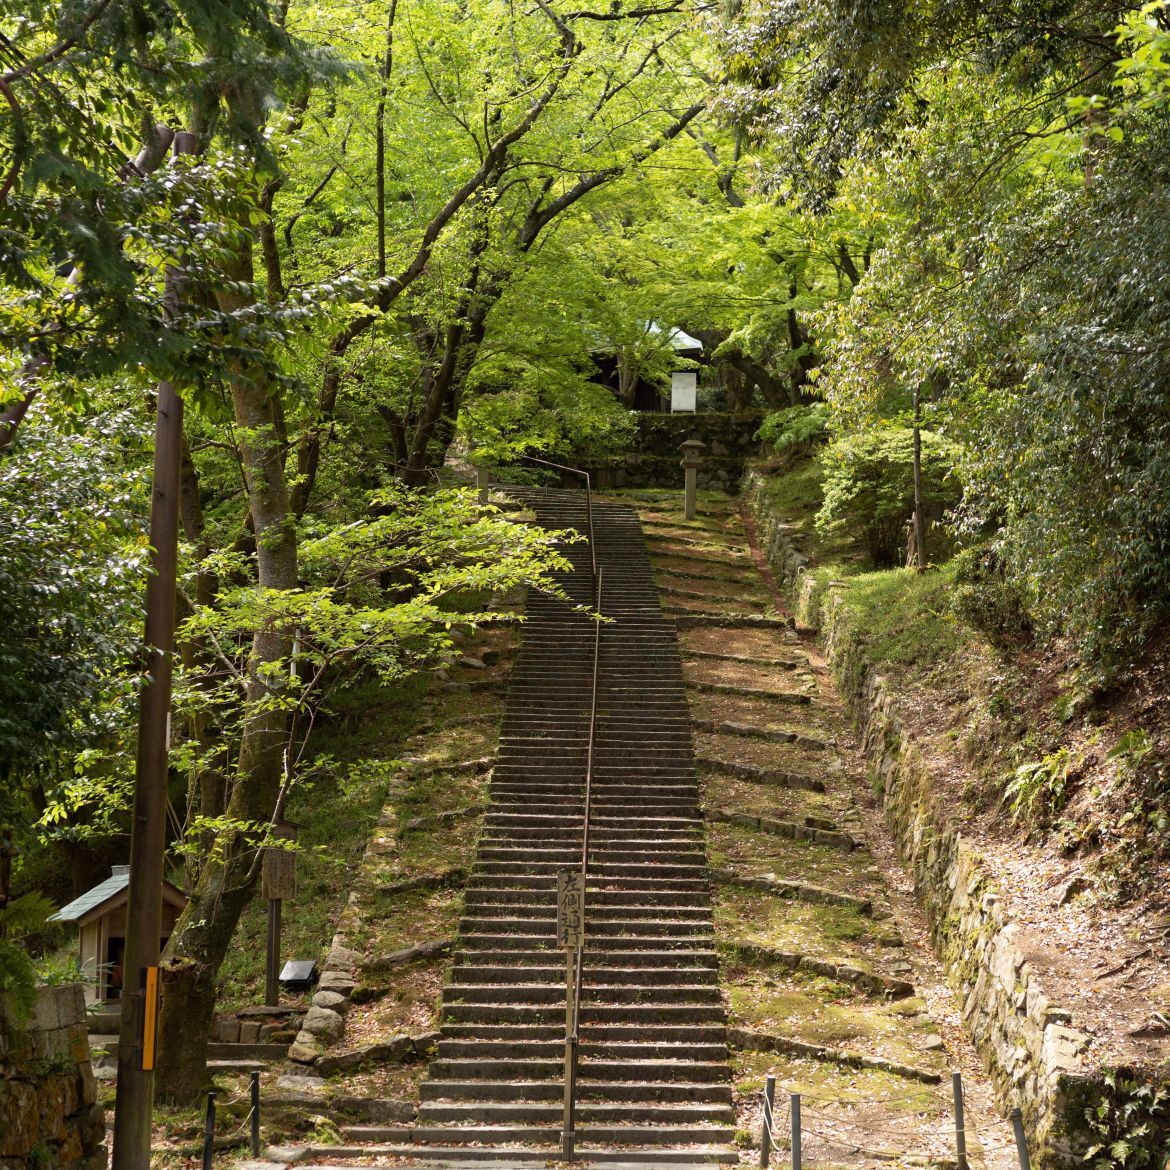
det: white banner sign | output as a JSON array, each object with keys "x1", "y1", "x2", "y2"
[{"x1": 671, "y1": 371, "x2": 697, "y2": 413}]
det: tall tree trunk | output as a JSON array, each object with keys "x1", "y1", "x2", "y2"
[
  {"x1": 156, "y1": 235, "x2": 299, "y2": 1103},
  {"x1": 177, "y1": 435, "x2": 225, "y2": 890}
]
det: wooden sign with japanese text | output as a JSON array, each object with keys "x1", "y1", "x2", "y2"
[{"x1": 557, "y1": 868, "x2": 585, "y2": 950}]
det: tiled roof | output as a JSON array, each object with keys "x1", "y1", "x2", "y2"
[{"x1": 50, "y1": 873, "x2": 130, "y2": 923}]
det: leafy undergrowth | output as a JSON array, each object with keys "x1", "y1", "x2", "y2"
[{"x1": 217, "y1": 673, "x2": 429, "y2": 1011}]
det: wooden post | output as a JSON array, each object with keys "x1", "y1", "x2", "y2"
[
  {"x1": 477, "y1": 465, "x2": 490, "y2": 506},
  {"x1": 112, "y1": 129, "x2": 197, "y2": 1170},
  {"x1": 952, "y1": 1072, "x2": 968, "y2": 1170},
  {"x1": 265, "y1": 899, "x2": 282, "y2": 1007},
  {"x1": 759, "y1": 1073, "x2": 775, "y2": 1167},
  {"x1": 262, "y1": 820, "x2": 297, "y2": 1006},
  {"x1": 791, "y1": 1093, "x2": 801, "y2": 1170},
  {"x1": 1011, "y1": 1108, "x2": 1032, "y2": 1170}
]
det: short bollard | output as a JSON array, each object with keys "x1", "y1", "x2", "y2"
[
  {"x1": 759, "y1": 1073, "x2": 776, "y2": 1167},
  {"x1": 1011, "y1": 1107, "x2": 1032, "y2": 1170},
  {"x1": 201, "y1": 1089, "x2": 217, "y2": 1170},
  {"x1": 791, "y1": 1092, "x2": 801, "y2": 1170},
  {"x1": 952, "y1": 1071, "x2": 968, "y2": 1170},
  {"x1": 250, "y1": 1070, "x2": 261, "y2": 1156}
]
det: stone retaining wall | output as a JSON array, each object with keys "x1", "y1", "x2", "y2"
[
  {"x1": 743, "y1": 469, "x2": 809, "y2": 585},
  {"x1": 744, "y1": 482, "x2": 1164, "y2": 1167},
  {"x1": 577, "y1": 412, "x2": 763, "y2": 493},
  {"x1": 0, "y1": 985, "x2": 106, "y2": 1170}
]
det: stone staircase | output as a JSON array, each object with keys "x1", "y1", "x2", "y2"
[{"x1": 407, "y1": 486, "x2": 736, "y2": 1165}]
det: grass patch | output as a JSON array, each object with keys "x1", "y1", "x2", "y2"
[
  {"x1": 709, "y1": 822, "x2": 882, "y2": 896},
  {"x1": 715, "y1": 887, "x2": 881, "y2": 962},
  {"x1": 834, "y1": 562, "x2": 968, "y2": 675}
]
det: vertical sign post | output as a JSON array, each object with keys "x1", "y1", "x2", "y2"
[
  {"x1": 558, "y1": 868, "x2": 585, "y2": 1161},
  {"x1": 263, "y1": 819, "x2": 298, "y2": 1006}
]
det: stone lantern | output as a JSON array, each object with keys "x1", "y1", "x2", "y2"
[{"x1": 679, "y1": 438, "x2": 706, "y2": 520}]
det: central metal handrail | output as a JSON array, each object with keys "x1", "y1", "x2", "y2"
[
  {"x1": 562, "y1": 563, "x2": 602, "y2": 1160},
  {"x1": 516, "y1": 455, "x2": 596, "y2": 577}
]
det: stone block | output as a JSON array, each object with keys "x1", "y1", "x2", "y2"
[
  {"x1": 239, "y1": 1020, "x2": 262, "y2": 1044},
  {"x1": 79, "y1": 1060, "x2": 96, "y2": 1107},
  {"x1": 311, "y1": 990, "x2": 348, "y2": 1013},
  {"x1": 32, "y1": 989, "x2": 59, "y2": 1032},
  {"x1": 213, "y1": 1017, "x2": 241, "y2": 1043},
  {"x1": 273, "y1": 1073, "x2": 327, "y2": 1104},
  {"x1": 300, "y1": 1006, "x2": 345, "y2": 1044},
  {"x1": 0, "y1": 1081, "x2": 37, "y2": 1157},
  {"x1": 325, "y1": 945, "x2": 362, "y2": 974},
  {"x1": 287, "y1": 1037, "x2": 320, "y2": 1064},
  {"x1": 315, "y1": 964, "x2": 355, "y2": 992},
  {"x1": 264, "y1": 1146, "x2": 312, "y2": 1164},
  {"x1": 1043, "y1": 1024, "x2": 1088, "y2": 1075},
  {"x1": 410, "y1": 1030, "x2": 442, "y2": 1055}
]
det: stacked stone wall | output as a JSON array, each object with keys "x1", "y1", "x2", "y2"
[
  {"x1": 0, "y1": 985, "x2": 106, "y2": 1170},
  {"x1": 577, "y1": 412, "x2": 763, "y2": 493}
]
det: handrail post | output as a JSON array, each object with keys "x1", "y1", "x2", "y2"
[
  {"x1": 583, "y1": 472, "x2": 595, "y2": 576},
  {"x1": 514, "y1": 455, "x2": 596, "y2": 576}
]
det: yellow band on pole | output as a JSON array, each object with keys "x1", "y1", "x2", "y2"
[{"x1": 142, "y1": 966, "x2": 159, "y2": 1071}]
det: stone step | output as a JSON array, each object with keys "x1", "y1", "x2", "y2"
[
  {"x1": 448, "y1": 965, "x2": 718, "y2": 986},
  {"x1": 434, "y1": 1044, "x2": 729, "y2": 1064},
  {"x1": 454, "y1": 948, "x2": 719, "y2": 968},
  {"x1": 348, "y1": 1123, "x2": 736, "y2": 1146},
  {"x1": 439, "y1": 1023, "x2": 728, "y2": 1044},
  {"x1": 414, "y1": 1101, "x2": 737, "y2": 1125},
  {"x1": 463, "y1": 877, "x2": 712, "y2": 894},
  {"x1": 440, "y1": 983, "x2": 722, "y2": 1006},
  {"x1": 419, "y1": 1080, "x2": 734, "y2": 1104},
  {"x1": 441, "y1": 1004, "x2": 724, "y2": 1025},
  {"x1": 471, "y1": 863, "x2": 708, "y2": 881},
  {"x1": 303, "y1": 1145, "x2": 734, "y2": 1164},
  {"x1": 461, "y1": 902, "x2": 712, "y2": 923},
  {"x1": 457, "y1": 917, "x2": 714, "y2": 938}
]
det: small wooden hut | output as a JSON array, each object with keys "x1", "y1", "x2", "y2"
[{"x1": 50, "y1": 865, "x2": 187, "y2": 1005}]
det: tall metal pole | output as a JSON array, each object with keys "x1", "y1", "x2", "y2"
[{"x1": 112, "y1": 129, "x2": 197, "y2": 1170}]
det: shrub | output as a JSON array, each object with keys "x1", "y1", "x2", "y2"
[
  {"x1": 815, "y1": 427, "x2": 960, "y2": 566},
  {"x1": 756, "y1": 403, "x2": 829, "y2": 457},
  {"x1": 950, "y1": 546, "x2": 1032, "y2": 646},
  {"x1": 1004, "y1": 749, "x2": 1075, "y2": 828}
]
